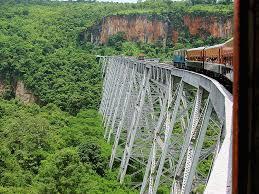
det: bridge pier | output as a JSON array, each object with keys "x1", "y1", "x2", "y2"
[{"x1": 99, "y1": 56, "x2": 233, "y2": 194}]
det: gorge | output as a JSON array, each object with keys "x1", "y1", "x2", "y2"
[{"x1": 82, "y1": 13, "x2": 233, "y2": 46}]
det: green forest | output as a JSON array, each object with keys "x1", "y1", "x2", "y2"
[{"x1": 0, "y1": 0, "x2": 233, "y2": 193}]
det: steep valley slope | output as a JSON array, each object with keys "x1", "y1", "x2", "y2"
[{"x1": 0, "y1": 1, "x2": 233, "y2": 193}]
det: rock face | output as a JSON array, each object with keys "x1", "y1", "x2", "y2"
[
  {"x1": 183, "y1": 15, "x2": 233, "y2": 38},
  {"x1": 100, "y1": 15, "x2": 168, "y2": 45},
  {"x1": 15, "y1": 81, "x2": 37, "y2": 104},
  {"x1": 0, "y1": 80, "x2": 6, "y2": 94},
  {"x1": 83, "y1": 14, "x2": 233, "y2": 45},
  {"x1": 0, "y1": 80, "x2": 37, "y2": 104}
]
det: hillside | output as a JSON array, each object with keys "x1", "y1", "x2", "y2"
[
  {"x1": 0, "y1": 1, "x2": 233, "y2": 115},
  {"x1": 0, "y1": 99, "x2": 138, "y2": 193},
  {"x1": 84, "y1": 6, "x2": 233, "y2": 46},
  {"x1": 0, "y1": 1, "x2": 233, "y2": 193}
]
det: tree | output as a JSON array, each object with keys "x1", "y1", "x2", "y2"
[
  {"x1": 107, "y1": 32, "x2": 127, "y2": 50},
  {"x1": 78, "y1": 141, "x2": 108, "y2": 176},
  {"x1": 35, "y1": 148, "x2": 90, "y2": 193}
]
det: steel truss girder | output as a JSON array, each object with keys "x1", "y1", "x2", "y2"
[{"x1": 99, "y1": 56, "x2": 233, "y2": 194}]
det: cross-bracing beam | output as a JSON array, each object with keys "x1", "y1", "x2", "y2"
[{"x1": 99, "y1": 56, "x2": 233, "y2": 194}]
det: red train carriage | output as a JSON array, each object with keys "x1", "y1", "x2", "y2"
[
  {"x1": 204, "y1": 43, "x2": 224, "y2": 75},
  {"x1": 221, "y1": 38, "x2": 234, "y2": 67},
  {"x1": 173, "y1": 37, "x2": 233, "y2": 90},
  {"x1": 186, "y1": 47, "x2": 205, "y2": 62},
  {"x1": 186, "y1": 47, "x2": 205, "y2": 71},
  {"x1": 204, "y1": 43, "x2": 224, "y2": 64}
]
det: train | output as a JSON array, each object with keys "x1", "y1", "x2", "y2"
[{"x1": 173, "y1": 38, "x2": 233, "y2": 91}]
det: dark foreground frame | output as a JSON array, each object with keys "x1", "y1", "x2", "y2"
[{"x1": 233, "y1": 0, "x2": 259, "y2": 193}]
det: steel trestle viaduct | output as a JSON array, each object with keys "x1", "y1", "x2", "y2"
[{"x1": 99, "y1": 56, "x2": 233, "y2": 194}]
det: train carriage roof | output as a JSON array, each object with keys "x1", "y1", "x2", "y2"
[
  {"x1": 222, "y1": 38, "x2": 234, "y2": 49},
  {"x1": 205, "y1": 43, "x2": 224, "y2": 50},
  {"x1": 184, "y1": 37, "x2": 233, "y2": 56},
  {"x1": 187, "y1": 46, "x2": 205, "y2": 51},
  {"x1": 223, "y1": 37, "x2": 234, "y2": 45}
]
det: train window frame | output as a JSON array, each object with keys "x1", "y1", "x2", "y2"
[{"x1": 233, "y1": 0, "x2": 258, "y2": 193}]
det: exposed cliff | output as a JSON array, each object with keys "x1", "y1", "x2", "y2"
[
  {"x1": 0, "y1": 80, "x2": 37, "y2": 104},
  {"x1": 82, "y1": 13, "x2": 233, "y2": 46},
  {"x1": 183, "y1": 15, "x2": 232, "y2": 38},
  {"x1": 84, "y1": 15, "x2": 169, "y2": 45},
  {"x1": 15, "y1": 81, "x2": 38, "y2": 104}
]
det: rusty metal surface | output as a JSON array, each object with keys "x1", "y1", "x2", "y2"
[
  {"x1": 233, "y1": 0, "x2": 258, "y2": 193},
  {"x1": 232, "y1": 0, "x2": 240, "y2": 193}
]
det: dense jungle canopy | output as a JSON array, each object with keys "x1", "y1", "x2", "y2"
[{"x1": 0, "y1": 1, "x2": 233, "y2": 193}]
